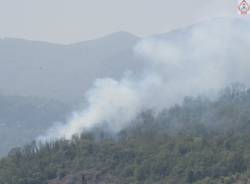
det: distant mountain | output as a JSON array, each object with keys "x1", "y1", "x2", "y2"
[
  {"x1": 0, "y1": 32, "x2": 143, "y2": 156},
  {"x1": 1, "y1": 17, "x2": 250, "y2": 157},
  {"x1": 0, "y1": 32, "x2": 143, "y2": 105},
  {"x1": 1, "y1": 18, "x2": 250, "y2": 106},
  {"x1": 154, "y1": 17, "x2": 250, "y2": 40}
]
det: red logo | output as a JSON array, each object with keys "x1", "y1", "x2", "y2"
[{"x1": 238, "y1": 0, "x2": 250, "y2": 15}]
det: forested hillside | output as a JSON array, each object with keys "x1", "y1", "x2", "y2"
[{"x1": 1, "y1": 85, "x2": 250, "y2": 184}]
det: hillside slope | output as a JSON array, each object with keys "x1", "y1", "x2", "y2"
[
  {"x1": 0, "y1": 94, "x2": 70, "y2": 157},
  {"x1": 1, "y1": 85, "x2": 250, "y2": 184}
]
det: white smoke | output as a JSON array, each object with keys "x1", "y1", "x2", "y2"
[
  {"x1": 39, "y1": 17, "x2": 250, "y2": 141},
  {"x1": 39, "y1": 74, "x2": 163, "y2": 141}
]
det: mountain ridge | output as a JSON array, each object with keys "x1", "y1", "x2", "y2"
[{"x1": 0, "y1": 31, "x2": 142, "y2": 104}]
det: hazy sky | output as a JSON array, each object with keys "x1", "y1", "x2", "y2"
[{"x1": 0, "y1": 0, "x2": 239, "y2": 43}]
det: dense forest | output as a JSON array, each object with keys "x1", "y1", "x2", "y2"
[{"x1": 1, "y1": 84, "x2": 250, "y2": 184}]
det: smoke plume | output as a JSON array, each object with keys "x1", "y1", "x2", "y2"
[{"x1": 39, "y1": 17, "x2": 250, "y2": 141}]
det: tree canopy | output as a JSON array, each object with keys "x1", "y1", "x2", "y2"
[{"x1": 1, "y1": 85, "x2": 250, "y2": 183}]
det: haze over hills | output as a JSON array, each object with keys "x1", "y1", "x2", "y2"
[
  {"x1": 0, "y1": 31, "x2": 143, "y2": 156},
  {"x1": 0, "y1": 94, "x2": 71, "y2": 157},
  {"x1": 1, "y1": 17, "x2": 249, "y2": 106},
  {"x1": 0, "y1": 31, "x2": 143, "y2": 105},
  {"x1": 36, "y1": 17, "x2": 250, "y2": 141},
  {"x1": 1, "y1": 17, "x2": 250, "y2": 157}
]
